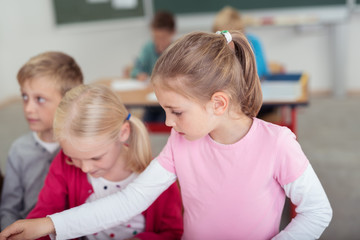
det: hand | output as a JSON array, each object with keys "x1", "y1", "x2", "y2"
[
  {"x1": 0, "y1": 217, "x2": 55, "y2": 240},
  {"x1": 136, "y1": 73, "x2": 149, "y2": 82}
]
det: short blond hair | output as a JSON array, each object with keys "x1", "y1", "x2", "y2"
[
  {"x1": 212, "y1": 6, "x2": 245, "y2": 33},
  {"x1": 17, "y1": 51, "x2": 83, "y2": 96},
  {"x1": 152, "y1": 31, "x2": 262, "y2": 118},
  {"x1": 54, "y1": 84, "x2": 152, "y2": 173}
]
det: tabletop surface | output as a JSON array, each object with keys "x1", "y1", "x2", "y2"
[{"x1": 95, "y1": 74, "x2": 309, "y2": 108}]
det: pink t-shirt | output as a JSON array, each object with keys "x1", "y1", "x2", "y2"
[{"x1": 157, "y1": 118, "x2": 309, "y2": 240}]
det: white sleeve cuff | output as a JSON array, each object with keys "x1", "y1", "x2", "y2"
[
  {"x1": 272, "y1": 164, "x2": 333, "y2": 240},
  {"x1": 49, "y1": 159, "x2": 176, "y2": 240}
]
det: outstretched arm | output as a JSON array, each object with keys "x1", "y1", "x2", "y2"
[
  {"x1": 0, "y1": 159, "x2": 176, "y2": 240},
  {"x1": 0, "y1": 218, "x2": 54, "y2": 240},
  {"x1": 135, "y1": 182, "x2": 183, "y2": 240},
  {"x1": 273, "y1": 164, "x2": 333, "y2": 240},
  {"x1": 51, "y1": 159, "x2": 177, "y2": 239}
]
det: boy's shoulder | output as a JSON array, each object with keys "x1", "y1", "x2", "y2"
[
  {"x1": 10, "y1": 132, "x2": 35, "y2": 150},
  {"x1": 8, "y1": 132, "x2": 46, "y2": 159},
  {"x1": 8, "y1": 132, "x2": 59, "y2": 170},
  {"x1": 142, "y1": 41, "x2": 156, "y2": 52}
]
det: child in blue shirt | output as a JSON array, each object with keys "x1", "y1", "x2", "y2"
[
  {"x1": 131, "y1": 11, "x2": 176, "y2": 81},
  {"x1": 212, "y1": 6, "x2": 269, "y2": 78},
  {"x1": 131, "y1": 11, "x2": 176, "y2": 123}
]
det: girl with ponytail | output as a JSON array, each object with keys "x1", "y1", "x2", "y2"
[{"x1": 19, "y1": 84, "x2": 183, "y2": 240}]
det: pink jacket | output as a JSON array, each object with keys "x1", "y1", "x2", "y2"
[{"x1": 27, "y1": 150, "x2": 183, "y2": 240}]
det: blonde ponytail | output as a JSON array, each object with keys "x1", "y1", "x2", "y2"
[{"x1": 126, "y1": 116, "x2": 152, "y2": 173}]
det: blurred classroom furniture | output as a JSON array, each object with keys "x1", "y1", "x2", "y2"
[
  {"x1": 268, "y1": 61, "x2": 286, "y2": 74},
  {"x1": 261, "y1": 73, "x2": 309, "y2": 135}
]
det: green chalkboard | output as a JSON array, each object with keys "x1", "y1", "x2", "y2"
[
  {"x1": 53, "y1": 0, "x2": 144, "y2": 25},
  {"x1": 153, "y1": 0, "x2": 346, "y2": 14}
]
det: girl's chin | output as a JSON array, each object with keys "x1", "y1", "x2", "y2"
[
  {"x1": 89, "y1": 171, "x2": 102, "y2": 178},
  {"x1": 183, "y1": 135, "x2": 199, "y2": 141}
]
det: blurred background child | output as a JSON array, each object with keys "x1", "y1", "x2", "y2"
[
  {"x1": 129, "y1": 10, "x2": 176, "y2": 123},
  {"x1": 130, "y1": 11, "x2": 176, "y2": 81},
  {"x1": 212, "y1": 6, "x2": 284, "y2": 120},
  {"x1": 212, "y1": 6, "x2": 269, "y2": 78},
  {"x1": 0, "y1": 51, "x2": 83, "y2": 230},
  {"x1": 27, "y1": 84, "x2": 183, "y2": 240}
]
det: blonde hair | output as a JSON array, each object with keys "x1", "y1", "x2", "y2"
[
  {"x1": 212, "y1": 6, "x2": 245, "y2": 33},
  {"x1": 17, "y1": 51, "x2": 83, "y2": 96},
  {"x1": 151, "y1": 31, "x2": 262, "y2": 118},
  {"x1": 54, "y1": 84, "x2": 152, "y2": 173}
]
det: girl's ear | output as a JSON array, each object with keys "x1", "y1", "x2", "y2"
[
  {"x1": 118, "y1": 122, "x2": 131, "y2": 142},
  {"x1": 210, "y1": 92, "x2": 229, "y2": 115}
]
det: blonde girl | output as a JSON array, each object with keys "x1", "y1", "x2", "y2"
[
  {"x1": 18, "y1": 84, "x2": 183, "y2": 240},
  {"x1": 0, "y1": 31, "x2": 331, "y2": 240}
]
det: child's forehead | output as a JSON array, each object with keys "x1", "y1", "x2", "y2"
[
  {"x1": 61, "y1": 134, "x2": 113, "y2": 153},
  {"x1": 154, "y1": 84, "x2": 208, "y2": 108},
  {"x1": 21, "y1": 76, "x2": 61, "y2": 93},
  {"x1": 153, "y1": 75, "x2": 193, "y2": 95}
]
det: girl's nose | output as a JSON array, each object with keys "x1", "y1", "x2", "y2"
[
  {"x1": 165, "y1": 115, "x2": 175, "y2": 127},
  {"x1": 80, "y1": 161, "x2": 93, "y2": 173}
]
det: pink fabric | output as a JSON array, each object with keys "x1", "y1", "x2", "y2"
[
  {"x1": 157, "y1": 118, "x2": 308, "y2": 240},
  {"x1": 27, "y1": 150, "x2": 183, "y2": 240}
]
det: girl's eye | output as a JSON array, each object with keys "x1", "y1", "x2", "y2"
[
  {"x1": 65, "y1": 156, "x2": 75, "y2": 165},
  {"x1": 21, "y1": 94, "x2": 28, "y2": 101},
  {"x1": 37, "y1": 97, "x2": 46, "y2": 103},
  {"x1": 91, "y1": 157, "x2": 101, "y2": 161},
  {"x1": 172, "y1": 111, "x2": 182, "y2": 116}
]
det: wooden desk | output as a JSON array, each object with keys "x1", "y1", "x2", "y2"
[
  {"x1": 95, "y1": 73, "x2": 309, "y2": 135},
  {"x1": 261, "y1": 73, "x2": 309, "y2": 135},
  {"x1": 95, "y1": 78, "x2": 157, "y2": 107},
  {"x1": 94, "y1": 78, "x2": 172, "y2": 132}
]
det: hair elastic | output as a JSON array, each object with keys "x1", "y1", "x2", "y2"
[
  {"x1": 126, "y1": 113, "x2": 131, "y2": 121},
  {"x1": 216, "y1": 30, "x2": 232, "y2": 44}
]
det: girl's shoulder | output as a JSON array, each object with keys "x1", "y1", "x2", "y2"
[
  {"x1": 254, "y1": 118, "x2": 295, "y2": 137},
  {"x1": 250, "y1": 118, "x2": 297, "y2": 148}
]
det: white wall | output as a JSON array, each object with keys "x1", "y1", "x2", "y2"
[
  {"x1": 1, "y1": 1, "x2": 360, "y2": 104},
  {"x1": 347, "y1": 13, "x2": 360, "y2": 91},
  {"x1": 0, "y1": 0, "x2": 150, "y2": 103}
]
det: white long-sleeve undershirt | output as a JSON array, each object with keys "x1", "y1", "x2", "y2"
[
  {"x1": 50, "y1": 159, "x2": 177, "y2": 240},
  {"x1": 273, "y1": 164, "x2": 333, "y2": 239},
  {"x1": 50, "y1": 160, "x2": 332, "y2": 240}
]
